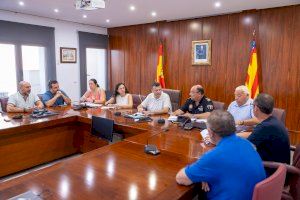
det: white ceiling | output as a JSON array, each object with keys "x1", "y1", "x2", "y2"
[{"x1": 0, "y1": 0, "x2": 298, "y2": 28}]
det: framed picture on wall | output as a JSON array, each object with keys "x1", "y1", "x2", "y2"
[
  {"x1": 60, "y1": 47, "x2": 77, "y2": 63},
  {"x1": 191, "y1": 40, "x2": 211, "y2": 65}
]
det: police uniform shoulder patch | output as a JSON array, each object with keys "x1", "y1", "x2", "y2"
[{"x1": 207, "y1": 105, "x2": 213, "y2": 110}]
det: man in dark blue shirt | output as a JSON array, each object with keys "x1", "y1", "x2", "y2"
[
  {"x1": 176, "y1": 110, "x2": 266, "y2": 200},
  {"x1": 248, "y1": 93, "x2": 290, "y2": 165},
  {"x1": 42, "y1": 80, "x2": 71, "y2": 107},
  {"x1": 172, "y1": 85, "x2": 214, "y2": 119}
]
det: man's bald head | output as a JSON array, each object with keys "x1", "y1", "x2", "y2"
[
  {"x1": 18, "y1": 81, "x2": 31, "y2": 96},
  {"x1": 190, "y1": 85, "x2": 204, "y2": 101}
]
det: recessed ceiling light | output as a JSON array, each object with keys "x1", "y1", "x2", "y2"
[
  {"x1": 19, "y1": 1, "x2": 24, "y2": 6},
  {"x1": 129, "y1": 5, "x2": 136, "y2": 11},
  {"x1": 214, "y1": 2, "x2": 221, "y2": 8},
  {"x1": 54, "y1": 9, "x2": 59, "y2": 13},
  {"x1": 83, "y1": 15, "x2": 87, "y2": 18},
  {"x1": 106, "y1": 19, "x2": 110, "y2": 23},
  {"x1": 151, "y1": 12, "x2": 157, "y2": 17}
]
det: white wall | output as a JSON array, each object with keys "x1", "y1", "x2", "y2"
[{"x1": 0, "y1": 10, "x2": 107, "y2": 100}]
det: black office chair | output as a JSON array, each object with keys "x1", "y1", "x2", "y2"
[{"x1": 91, "y1": 116, "x2": 114, "y2": 142}]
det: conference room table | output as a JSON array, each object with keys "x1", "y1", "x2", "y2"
[{"x1": 0, "y1": 106, "x2": 213, "y2": 199}]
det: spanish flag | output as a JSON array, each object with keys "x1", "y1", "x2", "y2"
[
  {"x1": 245, "y1": 39, "x2": 259, "y2": 99},
  {"x1": 156, "y1": 44, "x2": 166, "y2": 88}
]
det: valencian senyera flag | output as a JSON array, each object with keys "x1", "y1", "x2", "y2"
[
  {"x1": 245, "y1": 36, "x2": 260, "y2": 99},
  {"x1": 156, "y1": 43, "x2": 166, "y2": 88}
]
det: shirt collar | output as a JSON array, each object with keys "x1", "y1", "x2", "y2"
[
  {"x1": 151, "y1": 91, "x2": 164, "y2": 100},
  {"x1": 234, "y1": 98, "x2": 252, "y2": 107},
  {"x1": 217, "y1": 134, "x2": 236, "y2": 146}
]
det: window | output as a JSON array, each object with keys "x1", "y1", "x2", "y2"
[
  {"x1": 22, "y1": 45, "x2": 46, "y2": 94},
  {"x1": 0, "y1": 44, "x2": 17, "y2": 96}
]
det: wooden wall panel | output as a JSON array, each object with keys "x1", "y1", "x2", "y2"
[
  {"x1": 159, "y1": 21, "x2": 181, "y2": 90},
  {"x1": 108, "y1": 5, "x2": 300, "y2": 133},
  {"x1": 287, "y1": 5, "x2": 300, "y2": 130},
  {"x1": 201, "y1": 15, "x2": 229, "y2": 102},
  {"x1": 123, "y1": 26, "x2": 141, "y2": 94},
  {"x1": 108, "y1": 28, "x2": 125, "y2": 90},
  {"x1": 140, "y1": 23, "x2": 160, "y2": 94},
  {"x1": 225, "y1": 11, "x2": 258, "y2": 103},
  {"x1": 259, "y1": 6, "x2": 294, "y2": 128},
  {"x1": 178, "y1": 19, "x2": 203, "y2": 101}
]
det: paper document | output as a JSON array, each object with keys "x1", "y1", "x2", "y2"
[
  {"x1": 81, "y1": 102, "x2": 102, "y2": 108},
  {"x1": 196, "y1": 119, "x2": 207, "y2": 123},
  {"x1": 168, "y1": 116, "x2": 178, "y2": 121},
  {"x1": 200, "y1": 129, "x2": 209, "y2": 138}
]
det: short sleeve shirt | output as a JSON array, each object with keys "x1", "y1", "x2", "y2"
[
  {"x1": 42, "y1": 90, "x2": 69, "y2": 106},
  {"x1": 248, "y1": 116, "x2": 290, "y2": 164},
  {"x1": 227, "y1": 98, "x2": 254, "y2": 121},
  {"x1": 141, "y1": 92, "x2": 172, "y2": 112},
  {"x1": 180, "y1": 96, "x2": 213, "y2": 114},
  {"x1": 8, "y1": 92, "x2": 40, "y2": 109},
  {"x1": 185, "y1": 134, "x2": 266, "y2": 200}
]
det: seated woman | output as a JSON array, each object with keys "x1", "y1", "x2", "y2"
[
  {"x1": 80, "y1": 79, "x2": 106, "y2": 104},
  {"x1": 105, "y1": 83, "x2": 133, "y2": 109}
]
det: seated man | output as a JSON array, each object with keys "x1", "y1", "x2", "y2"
[
  {"x1": 7, "y1": 81, "x2": 44, "y2": 113},
  {"x1": 43, "y1": 80, "x2": 71, "y2": 107},
  {"x1": 248, "y1": 93, "x2": 290, "y2": 166},
  {"x1": 137, "y1": 82, "x2": 171, "y2": 115},
  {"x1": 172, "y1": 85, "x2": 213, "y2": 119},
  {"x1": 227, "y1": 85, "x2": 258, "y2": 126},
  {"x1": 176, "y1": 110, "x2": 266, "y2": 200}
]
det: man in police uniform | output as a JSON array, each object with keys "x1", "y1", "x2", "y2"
[{"x1": 172, "y1": 85, "x2": 213, "y2": 119}]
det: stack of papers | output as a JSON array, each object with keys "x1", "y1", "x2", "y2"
[
  {"x1": 81, "y1": 102, "x2": 102, "y2": 108},
  {"x1": 200, "y1": 129, "x2": 209, "y2": 138},
  {"x1": 101, "y1": 105, "x2": 116, "y2": 109},
  {"x1": 168, "y1": 116, "x2": 178, "y2": 122},
  {"x1": 196, "y1": 119, "x2": 207, "y2": 123}
]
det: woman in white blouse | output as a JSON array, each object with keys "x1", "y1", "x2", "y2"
[{"x1": 105, "y1": 83, "x2": 133, "y2": 109}]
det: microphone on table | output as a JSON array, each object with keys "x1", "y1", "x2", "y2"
[{"x1": 144, "y1": 132, "x2": 161, "y2": 156}]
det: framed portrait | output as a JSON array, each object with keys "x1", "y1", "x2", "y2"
[
  {"x1": 60, "y1": 47, "x2": 77, "y2": 63},
  {"x1": 191, "y1": 40, "x2": 211, "y2": 65}
]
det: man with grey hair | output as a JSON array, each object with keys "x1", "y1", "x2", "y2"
[
  {"x1": 227, "y1": 85, "x2": 258, "y2": 126},
  {"x1": 248, "y1": 93, "x2": 290, "y2": 169},
  {"x1": 176, "y1": 110, "x2": 265, "y2": 199},
  {"x1": 7, "y1": 81, "x2": 44, "y2": 113}
]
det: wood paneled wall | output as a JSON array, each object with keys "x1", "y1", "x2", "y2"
[{"x1": 108, "y1": 5, "x2": 300, "y2": 132}]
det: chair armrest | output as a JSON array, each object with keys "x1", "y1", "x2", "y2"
[
  {"x1": 290, "y1": 145, "x2": 296, "y2": 151},
  {"x1": 263, "y1": 161, "x2": 300, "y2": 175}
]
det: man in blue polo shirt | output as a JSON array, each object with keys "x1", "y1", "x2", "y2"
[
  {"x1": 43, "y1": 80, "x2": 71, "y2": 107},
  {"x1": 176, "y1": 110, "x2": 266, "y2": 200}
]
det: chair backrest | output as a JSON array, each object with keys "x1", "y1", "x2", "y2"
[
  {"x1": 212, "y1": 100, "x2": 225, "y2": 110},
  {"x1": 293, "y1": 145, "x2": 300, "y2": 169},
  {"x1": 91, "y1": 116, "x2": 114, "y2": 142},
  {"x1": 272, "y1": 108, "x2": 286, "y2": 125},
  {"x1": 37, "y1": 94, "x2": 43, "y2": 101},
  {"x1": 105, "y1": 90, "x2": 112, "y2": 101},
  {"x1": 162, "y1": 89, "x2": 181, "y2": 111},
  {"x1": 252, "y1": 164, "x2": 286, "y2": 200},
  {"x1": 290, "y1": 144, "x2": 300, "y2": 200},
  {"x1": 0, "y1": 97, "x2": 9, "y2": 112},
  {"x1": 132, "y1": 94, "x2": 146, "y2": 109}
]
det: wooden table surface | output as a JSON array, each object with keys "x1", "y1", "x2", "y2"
[{"x1": 0, "y1": 106, "x2": 212, "y2": 199}]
